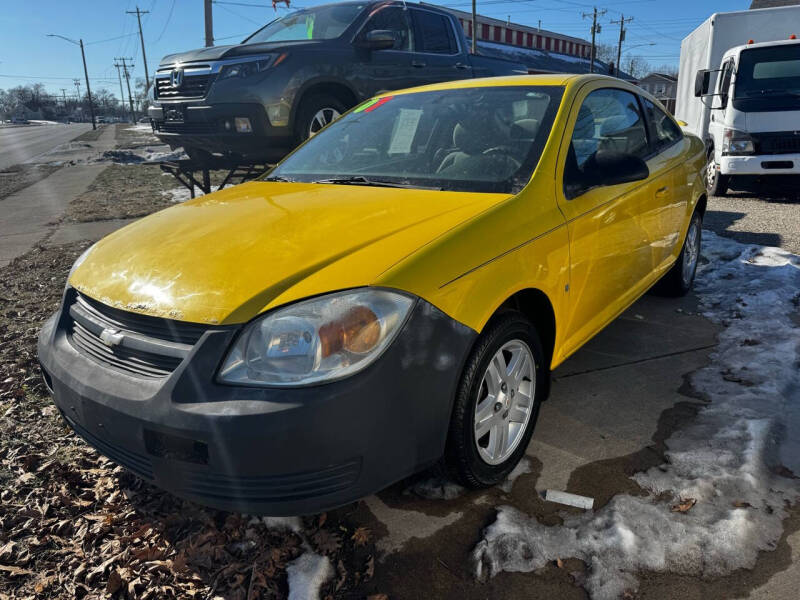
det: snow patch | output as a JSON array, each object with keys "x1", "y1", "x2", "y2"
[
  {"x1": 259, "y1": 516, "x2": 303, "y2": 533},
  {"x1": 286, "y1": 552, "x2": 332, "y2": 600},
  {"x1": 472, "y1": 231, "x2": 800, "y2": 599},
  {"x1": 499, "y1": 457, "x2": 533, "y2": 493},
  {"x1": 125, "y1": 123, "x2": 154, "y2": 132},
  {"x1": 161, "y1": 185, "x2": 220, "y2": 203}
]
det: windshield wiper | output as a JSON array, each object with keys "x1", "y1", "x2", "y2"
[
  {"x1": 740, "y1": 89, "x2": 800, "y2": 97},
  {"x1": 313, "y1": 176, "x2": 440, "y2": 190},
  {"x1": 263, "y1": 175, "x2": 295, "y2": 182}
]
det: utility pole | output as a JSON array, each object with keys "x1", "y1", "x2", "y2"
[
  {"x1": 115, "y1": 57, "x2": 136, "y2": 122},
  {"x1": 582, "y1": 7, "x2": 607, "y2": 73},
  {"x1": 611, "y1": 14, "x2": 634, "y2": 77},
  {"x1": 127, "y1": 6, "x2": 151, "y2": 92},
  {"x1": 471, "y1": 0, "x2": 477, "y2": 54},
  {"x1": 115, "y1": 63, "x2": 127, "y2": 119},
  {"x1": 60, "y1": 88, "x2": 68, "y2": 110},
  {"x1": 46, "y1": 34, "x2": 95, "y2": 128},
  {"x1": 204, "y1": 0, "x2": 214, "y2": 47}
]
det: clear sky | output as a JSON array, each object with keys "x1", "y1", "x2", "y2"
[{"x1": 0, "y1": 0, "x2": 751, "y2": 98}]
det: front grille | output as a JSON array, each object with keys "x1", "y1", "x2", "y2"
[
  {"x1": 155, "y1": 121, "x2": 218, "y2": 135},
  {"x1": 177, "y1": 459, "x2": 362, "y2": 503},
  {"x1": 753, "y1": 132, "x2": 800, "y2": 155},
  {"x1": 155, "y1": 73, "x2": 212, "y2": 99},
  {"x1": 67, "y1": 292, "x2": 207, "y2": 378}
]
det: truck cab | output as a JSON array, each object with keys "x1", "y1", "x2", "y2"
[{"x1": 695, "y1": 38, "x2": 800, "y2": 195}]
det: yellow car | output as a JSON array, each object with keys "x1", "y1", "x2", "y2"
[{"x1": 38, "y1": 74, "x2": 706, "y2": 515}]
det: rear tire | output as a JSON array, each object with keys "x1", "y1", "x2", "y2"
[
  {"x1": 294, "y1": 93, "x2": 347, "y2": 144},
  {"x1": 445, "y1": 312, "x2": 546, "y2": 488},
  {"x1": 705, "y1": 151, "x2": 729, "y2": 196},
  {"x1": 654, "y1": 209, "x2": 703, "y2": 297}
]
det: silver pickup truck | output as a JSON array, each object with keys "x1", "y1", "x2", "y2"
[{"x1": 148, "y1": 0, "x2": 527, "y2": 162}]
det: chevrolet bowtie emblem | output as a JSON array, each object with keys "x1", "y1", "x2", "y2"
[{"x1": 99, "y1": 328, "x2": 124, "y2": 347}]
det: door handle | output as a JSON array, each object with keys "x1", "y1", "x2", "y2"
[
  {"x1": 411, "y1": 60, "x2": 426, "y2": 68},
  {"x1": 454, "y1": 62, "x2": 469, "y2": 70},
  {"x1": 655, "y1": 186, "x2": 669, "y2": 198}
]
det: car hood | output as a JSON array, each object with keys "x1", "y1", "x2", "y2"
[
  {"x1": 70, "y1": 182, "x2": 509, "y2": 325},
  {"x1": 160, "y1": 41, "x2": 321, "y2": 66}
]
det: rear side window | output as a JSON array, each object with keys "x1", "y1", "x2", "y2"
[
  {"x1": 642, "y1": 98, "x2": 683, "y2": 151},
  {"x1": 411, "y1": 10, "x2": 457, "y2": 54}
]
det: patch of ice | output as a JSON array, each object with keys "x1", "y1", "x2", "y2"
[
  {"x1": 472, "y1": 231, "x2": 800, "y2": 598},
  {"x1": 125, "y1": 123, "x2": 154, "y2": 132},
  {"x1": 286, "y1": 552, "x2": 332, "y2": 600}
]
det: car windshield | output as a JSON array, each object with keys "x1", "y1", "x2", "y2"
[
  {"x1": 243, "y1": 4, "x2": 366, "y2": 44},
  {"x1": 268, "y1": 86, "x2": 564, "y2": 194},
  {"x1": 735, "y1": 44, "x2": 800, "y2": 98}
]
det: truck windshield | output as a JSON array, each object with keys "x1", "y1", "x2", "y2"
[
  {"x1": 735, "y1": 44, "x2": 800, "y2": 98},
  {"x1": 243, "y1": 4, "x2": 366, "y2": 44},
  {"x1": 267, "y1": 86, "x2": 564, "y2": 194}
]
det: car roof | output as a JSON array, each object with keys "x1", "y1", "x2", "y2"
[{"x1": 376, "y1": 73, "x2": 631, "y2": 97}]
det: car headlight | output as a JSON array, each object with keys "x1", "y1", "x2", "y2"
[
  {"x1": 218, "y1": 289, "x2": 415, "y2": 386},
  {"x1": 218, "y1": 54, "x2": 285, "y2": 80},
  {"x1": 66, "y1": 243, "x2": 95, "y2": 290},
  {"x1": 722, "y1": 128, "x2": 755, "y2": 155}
]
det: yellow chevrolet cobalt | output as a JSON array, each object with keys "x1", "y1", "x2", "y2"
[{"x1": 38, "y1": 75, "x2": 706, "y2": 515}]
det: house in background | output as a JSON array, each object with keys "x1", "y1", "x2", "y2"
[{"x1": 637, "y1": 72, "x2": 678, "y2": 113}]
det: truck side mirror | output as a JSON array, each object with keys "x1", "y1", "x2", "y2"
[
  {"x1": 694, "y1": 70, "x2": 711, "y2": 97},
  {"x1": 358, "y1": 30, "x2": 397, "y2": 51}
]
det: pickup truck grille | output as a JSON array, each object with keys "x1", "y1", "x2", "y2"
[
  {"x1": 753, "y1": 132, "x2": 800, "y2": 155},
  {"x1": 154, "y1": 121, "x2": 218, "y2": 135},
  {"x1": 155, "y1": 74, "x2": 212, "y2": 99},
  {"x1": 66, "y1": 292, "x2": 207, "y2": 378}
]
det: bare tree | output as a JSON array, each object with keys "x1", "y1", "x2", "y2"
[{"x1": 624, "y1": 55, "x2": 651, "y2": 79}]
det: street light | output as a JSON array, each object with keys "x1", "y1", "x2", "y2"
[
  {"x1": 619, "y1": 42, "x2": 656, "y2": 77},
  {"x1": 47, "y1": 34, "x2": 96, "y2": 130}
]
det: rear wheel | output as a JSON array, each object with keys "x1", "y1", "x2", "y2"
[
  {"x1": 294, "y1": 93, "x2": 347, "y2": 143},
  {"x1": 705, "y1": 150, "x2": 729, "y2": 196},
  {"x1": 654, "y1": 209, "x2": 703, "y2": 297},
  {"x1": 445, "y1": 312, "x2": 546, "y2": 488}
]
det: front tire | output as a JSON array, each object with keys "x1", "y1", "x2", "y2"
[
  {"x1": 294, "y1": 93, "x2": 347, "y2": 144},
  {"x1": 655, "y1": 209, "x2": 703, "y2": 297},
  {"x1": 705, "y1": 151, "x2": 729, "y2": 196},
  {"x1": 445, "y1": 312, "x2": 546, "y2": 488}
]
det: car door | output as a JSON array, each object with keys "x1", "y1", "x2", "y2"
[
  {"x1": 640, "y1": 96, "x2": 692, "y2": 272},
  {"x1": 556, "y1": 85, "x2": 657, "y2": 357},
  {"x1": 408, "y1": 8, "x2": 472, "y2": 85},
  {"x1": 352, "y1": 5, "x2": 416, "y2": 96}
]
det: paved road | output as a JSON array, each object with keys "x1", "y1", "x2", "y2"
[{"x1": 0, "y1": 123, "x2": 91, "y2": 170}]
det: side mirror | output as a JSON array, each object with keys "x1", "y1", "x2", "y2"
[
  {"x1": 357, "y1": 29, "x2": 397, "y2": 51},
  {"x1": 585, "y1": 151, "x2": 649, "y2": 187},
  {"x1": 694, "y1": 70, "x2": 711, "y2": 97}
]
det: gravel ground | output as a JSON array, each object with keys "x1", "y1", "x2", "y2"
[{"x1": 705, "y1": 177, "x2": 800, "y2": 254}]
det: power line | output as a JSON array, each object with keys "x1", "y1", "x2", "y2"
[{"x1": 153, "y1": 0, "x2": 176, "y2": 44}]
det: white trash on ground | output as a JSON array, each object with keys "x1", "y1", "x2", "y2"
[
  {"x1": 472, "y1": 231, "x2": 800, "y2": 599},
  {"x1": 543, "y1": 489, "x2": 594, "y2": 510}
]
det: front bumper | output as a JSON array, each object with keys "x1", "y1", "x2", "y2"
[
  {"x1": 37, "y1": 294, "x2": 476, "y2": 515},
  {"x1": 149, "y1": 102, "x2": 294, "y2": 161},
  {"x1": 719, "y1": 153, "x2": 800, "y2": 176}
]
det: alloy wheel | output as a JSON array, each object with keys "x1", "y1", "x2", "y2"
[
  {"x1": 682, "y1": 219, "x2": 701, "y2": 286},
  {"x1": 473, "y1": 340, "x2": 536, "y2": 465},
  {"x1": 308, "y1": 108, "x2": 341, "y2": 137}
]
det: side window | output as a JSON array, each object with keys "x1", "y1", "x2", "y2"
[
  {"x1": 361, "y1": 7, "x2": 412, "y2": 51},
  {"x1": 564, "y1": 88, "x2": 649, "y2": 198},
  {"x1": 642, "y1": 98, "x2": 683, "y2": 152},
  {"x1": 411, "y1": 10, "x2": 457, "y2": 54}
]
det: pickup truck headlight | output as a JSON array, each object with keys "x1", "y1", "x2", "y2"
[
  {"x1": 722, "y1": 128, "x2": 755, "y2": 155},
  {"x1": 218, "y1": 54, "x2": 285, "y2": 80},
  {"x1": 218, "y1": 289, "x2": 414, "y2": 386}
]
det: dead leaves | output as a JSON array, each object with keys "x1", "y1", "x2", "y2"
[
  {"x1": 671, "y1": 497, "x2": 697, "y2": 513},
  {"x1": 351, "y1": 527, "x2": 371, "y2": 547}
]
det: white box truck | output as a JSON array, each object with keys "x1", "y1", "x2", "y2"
[{"x1": 675, "y1": 5, "x2": 800, "y2": 195}]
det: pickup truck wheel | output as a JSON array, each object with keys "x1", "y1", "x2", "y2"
[
  {"x1": 445, "y1": 312, "x2": 545, "y2": 488},
  {"x1": 654, "y1": 209, "x2": 703, "y2": 297},
  {"x1": 705, "y1": 152, "x2": 729, "y2": 196},
  {"x1": 295, "y1": 94, "x2": 346, "y2": 142}
]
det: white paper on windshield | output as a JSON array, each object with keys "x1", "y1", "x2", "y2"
[{"x1": 388, "y1": 108, "x2": 422, "y2": 154}]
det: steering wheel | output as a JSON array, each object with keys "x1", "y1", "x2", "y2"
[{"x1": 483, "y1": 146, "x2": 521, "y2": 170}]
